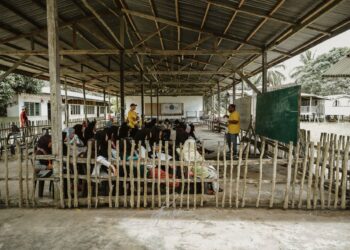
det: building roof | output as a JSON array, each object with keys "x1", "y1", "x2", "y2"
[
  {"x1": 323, "y1": 54, "x2": 350, "y2": 78},
  {"x1": 22, "y1": 86, "x2": 107, "y2": 103},
  {"x1": 301, "y1": 93, "x2": 328, "y2": 100},
  {"x1": 325, "y1": 94, "x2": 350, "y2": 99},
  {"x1": 0, "y1": 0, "x2": 350, "y2": 96}
]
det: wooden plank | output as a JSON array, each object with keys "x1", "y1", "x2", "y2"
[
  {"x1": 108, "y1": 140, "x2": 113, "y2": 208},
  {"x1": 269, "y1": 141, "x2": 278, "y2": 208},
  {"x1": 327, "y1": 136, "x2": 335, "y2": 209},
  {"x1": 4, "y1": 141, "x2": 9, "y2": 207},
  {"x1": 283, "y1": 142, "x2": 294, "y2": 209},
  {"x1": 298, "y1": 142, "x2": 309, "y2": 209},
  {"x1": 241, "y1": 142, "x2": 250, "y2": 208},
  {"x1": 137, "y1": 141, "x2": 142, "y2": 208},
  {"x1": 291, "y1": 140, "x2": 300, "y2": 208},
  {"x1": 256, "y1": 139, "x2": 265, "y2": 207},
  {"x1": 334, "y1": 136, "x2": 342, "y2": 209},
  {"x1": 341, "y1": 139, "x2": 350, "y2": 209},
  {"x1": 86, "y1": 141, "x2": 92, "y2": 208},
  {"x1": 307, "y1": 142, "x2": 315, "y2": 209},
  {"x1": 313, "y1": 142, "x2": 321, "y2": 209},
  {"x1": 115, "y1": 141, "x2": 120, "y2": 208},
  {"x1": 129, "y1": 141, "x2": 135, "y2": 208},
  {"x1": 73, "y1": 142, "x2": 78, "y2": 208},
  {"x1": 235, "y1": 143, "x2": 244, "y2": 208},
  {"x1": 122, "y1": 140, "x2": 128, "y2": 208},
  {"x1": 320, "y1": 141, "x2": 330, "y2": 209},
  {"x1": 16, "y1": 141, "x2": 23, "y2": 208}
]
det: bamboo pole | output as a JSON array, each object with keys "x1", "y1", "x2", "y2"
[
  {"x1": 327, "y1": 137, "x2": 335, "y2": 209},
  {"x1": 186, "y1": 141, "x2": 190, "y2": 210},
  {"x1": 108, "y1": 140, "x2": 113, "y2": 208},
  {"x1": 143, "y1": 140, "x2": 149, "y2": 208},
  {"x1": 222, "y1": 142, "x2": 227, "y2": 208},
  {"x1": 31, "y1": 143, "x2": 36, "y2": 207},
  {"x1": 115, "y1": 140, "x2": 120, "y2": 208},
  {"x1": 173, "y1": 142, "x2": 177, "y2": 208},
  {"x1": 256, "y1": 139, "x2": 265, "y2": 208},
  {"x1": 298, "y1": 142, "x2": 309, "y2": 209},
  {"x1": 241, "y1": 141, "x2": 250, "y2": 208},
  {"x1": 193, "y1": 142, "x2": 197, "y2": 209},
  {"x1": 129, "y1": 141, "x2": 135, "y2": 208},
  {"x1": 4, "y1": 140, "x2": 9, "y2": 207},
  {"x1": 59, "y1": 142, "x2": 64, "y2": 208},
  {"x1": 320, "y1": 141, "x2": 330, "y2": 209},
  {"x1": 137, "y1": 141, "x2": 142, "y2": 208},
  {"x1": 151, "y1": 143, "x2": 156, "y2": 209},
  {"x1": 16, "y1": 141, "x2": 23, "y2": 207},
  {"x1": 94, "y1": 141, "x2": 99, "y2": 208},
  {"x1": 291, "y1": 140, "x2": 300, "y2": 208},
  {"x1": 269, "y1": 141, "x2": 278, "y2": 208},
  {"x1": 306, "y1": 142, "x2": 315, "y2": 209},
  {"x1": 157, "y1": 141, "x2": 162, "y2": 208},
  {"x1": 235, "y1": 143, "x2": 244, "y2": 208},
  {"x1": 180, "y1": 143, "x2": 184, "y2": 208},
  {"x1": 165, "y1": 141, "x2": 170, "y2": 208},
  {"x1": 86, "y1": 140, "x2": 92, "y2": 208},
  {"x1": 25, "y1": 142, "x2": 29, "y2": 207},
  {"x1": 334, "y1": 136, "x2": 342, "y2": 209},
  {"x1": 283, "y1": 142, "x2": 294, "y2": 209},
  {"x1": 122, "y1": 140, "x2": 127, "y2": 208},
  {"x1": 313, "y1": 142, "x2": 321, "y2": 209},
  {"x1": 73, "y1": 142, "x2": 78, "y2": 208},
  {"x1": 229, "y1": 143, "x2": 234, "y2": 208},
  {"x1": 341, "y1": 138, "x2": 350, "y2": 209},
  {"x1": 216, "y1": 142, "x2": 220, "y2": 208},
  {"x1": 66, "y1": 141, "x2": 71, "y2": 208}
]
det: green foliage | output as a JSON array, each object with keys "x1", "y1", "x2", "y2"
[
  {"x1": 0, "y1": 73, "x2": 43, "y2": 116},
  {"x1": 290, "y1": 47, "x2": 350, "y2": 95},
  {"x1": 250, "y1": 64, "x2": 286, "y2": 87}
]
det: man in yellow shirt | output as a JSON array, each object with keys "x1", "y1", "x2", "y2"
[
  {"x1": 226, "y1": 104, "x2": 240, "y2": 157},
  {"x1": 127, "y1": 103, "x2": 139, "y2": 129}
]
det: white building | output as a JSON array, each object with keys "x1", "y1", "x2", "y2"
[
  {"x1": 300, "y1": 93, "x2": 326, "y2": 121},
  {"x1": 6, "y1": 86, "x2": 110, "y2": 126},
  {"x1": 324, "y1": 94, "x2": 350, "y2": 119}
]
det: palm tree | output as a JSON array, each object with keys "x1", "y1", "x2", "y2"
[
  {"x1": 250, "y1": 64, "x2": 286, "y2": 87},
  {"x1": 290, "y1": 50, "x2": 315, "y2": 82}
]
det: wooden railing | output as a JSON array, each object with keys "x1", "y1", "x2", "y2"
[{"x1": 1, "y1": 134, "x2": 349, "y2": 210}]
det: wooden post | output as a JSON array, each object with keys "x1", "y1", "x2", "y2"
[
  {"x1": 150, "y1": 80, "x2": 153, "y2": 119},
  {"x1": 103, "y1": 89, "x2": 107, "y2": 122},
  {"x1": 47, "y1": 0, "x2": 63, "y2": 204},
  {"x1": 217, "y1": 82, "x2": 221, "y2": 119},
  {"x1": 140, "y1": 71, "x2": 145, "y2": 125},
  {"x1": 64, "y1": 77, "x2": 69, "y2": 127},
  {"x1": 83, "y1": 80, "x2": 87, "y2": 121},
  {"x1": 120, "y1": 51, "x2": 125, "y2": 123},
  {"x1": 156, "y1": 84, "x2": 160, "y2": 121},
  {"x1": 262, "y1": 49, "x2": 267, "y2": 93},
  {"x1": 232, "y1": 78, "x2": 236, "y2": 103}
]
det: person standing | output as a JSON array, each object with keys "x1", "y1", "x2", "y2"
[
  {"x1": 127, "y1": 103, "x2": 139, "y2": 137},
  {"x1": 20, "y1": 106, "x2": 30, "y2": 142},
  {"x1": 226, "y1": 104, "x2": 240, "y2": 157}
]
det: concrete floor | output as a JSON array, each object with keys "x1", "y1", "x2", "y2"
[{"x1": 0, "y1": 208, "x2": 349, "y2": 250}]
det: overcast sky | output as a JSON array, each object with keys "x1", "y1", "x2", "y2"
[{"x1": 279, "y1": 29, "x2": 350, "y2": 83}]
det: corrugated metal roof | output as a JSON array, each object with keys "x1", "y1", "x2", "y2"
[
  {"x1": 323, "y1": 54, "x2": 350, "y2": 77},
  {"x1": 0, "y1": 0, "x2": 349, "y2": 95}
]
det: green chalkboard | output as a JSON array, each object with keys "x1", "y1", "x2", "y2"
[{"x1": 255, "y1": 85, "x2": 300, "y2": 145}]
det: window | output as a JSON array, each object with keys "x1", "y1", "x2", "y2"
[
  {"x1": 70, "y1": 105, "x2": 81, "y2": 115},
  {"x1": 24, "y1": 102, "x2": 40, "y2": 116},
  {"x1": 100, "y1": 106, "x2": 105, "y2": 115},
  {"x1": 84, "y1": 106, "x2": 95, "y2": 115},
  {"x1": 333, "y1": 100, "x2": 340, "y2": 107}
]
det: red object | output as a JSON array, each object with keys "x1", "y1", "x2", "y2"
[
  {"x1": 20, "y1": 110, "x2": 28, "y2": 128},
  {"x1": 149, "y1": 168, "x2": 180, "y2": 188}
]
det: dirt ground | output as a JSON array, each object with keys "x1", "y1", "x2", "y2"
[{"x1": 0, "y1": 208, "x2": 350, "y2": 250}]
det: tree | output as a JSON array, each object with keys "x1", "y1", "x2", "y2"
[
  {"x1": 0, "y1": 73, "x2": 43, "y2": 116},
  {"x1": 250, "y1": 64, "x2": 286, "y2": 87},
  {"x1": 290, "y1": 47, "x2": 350, "y2": 95}
]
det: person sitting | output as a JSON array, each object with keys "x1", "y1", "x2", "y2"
[
  {"x1": 83, "y1": 120, "x2": 96, "y2": 144},
  {"x1": 34, "y1": 134, "x2": 53, "y2": 197},
  {"x1": 119, "y1": 122, "x2": 129, "y2": 139}
]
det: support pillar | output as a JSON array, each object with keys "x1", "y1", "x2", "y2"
[
  {"x1": 217, "y1": 82, "x2": 221, "y2": 119},
  {"x1": 150, "y1": 80, "x2": 153, "y2": 118},
  {"x1": 232, "y1": 77, "x2": 236, "y2": 103},
  {"x1": 83, "y1": 81, "x2": 87, "y2": 120},
  {"x1": 64, "y1": 77, "x2": 68, "y2": 127},
  {"x1": 140, "y1": 71, "x2": 144, "y2": 125},
  {"x1": 46, "y1": 0, "x2": 63, "y2": 205},
  {"x1": 262, "y1": 49, "x2": 268, "y2": 93},
  {"x1": 156, "y1": 84, "x2": 159, "y2": 121},
  {"x1": 103, "y1": 89, "x2": 106, "y2": 122},
  {"x1": 120, "y1": 50, "x2": 125, "y2": 123}
]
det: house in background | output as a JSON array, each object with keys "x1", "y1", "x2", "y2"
[
  {"x1": 300, "y1": 93, "x2": 326, "y2": 121},
  {"x1": 324, "y1": 94, "x2": 350, "y2": 121},
  {"x1": 6, "y1": 86, "x2": 111, "y2": 126}
]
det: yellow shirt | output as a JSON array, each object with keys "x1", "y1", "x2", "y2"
[
  {"x1": 227, "y1": 111, "x2": 240, "y2": 134},
  {"x1": 127, "y1": 110, "x2": 138, "y2": 128}
]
